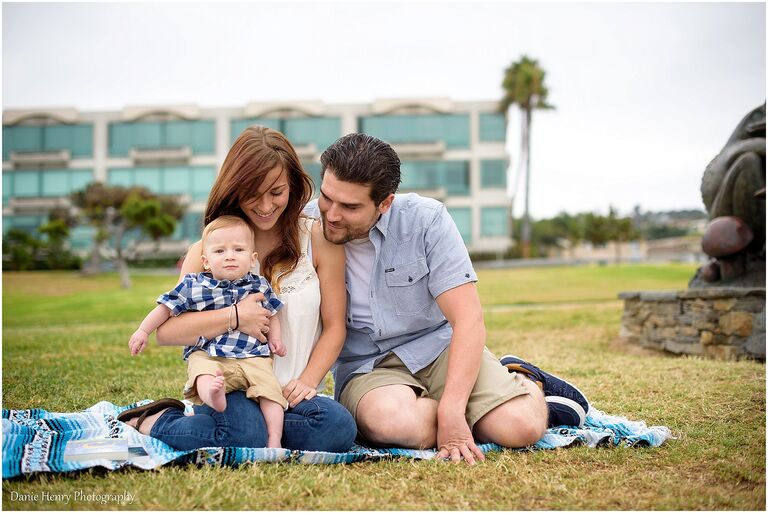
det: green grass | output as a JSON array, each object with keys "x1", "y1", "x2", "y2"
[{"x1": 2, "y1": 264, "x2": 765, "y2": 510}]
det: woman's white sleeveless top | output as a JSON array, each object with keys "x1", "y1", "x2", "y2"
[{"x1": 253, "y1": 217, "x2": 322, "y2": 386}]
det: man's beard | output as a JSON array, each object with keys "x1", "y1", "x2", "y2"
[{"x1": 320, "y1": 213, "x2": 374, "y2": 244}]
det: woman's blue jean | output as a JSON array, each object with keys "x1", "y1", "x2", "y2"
[{"x1": 149, "y1": 391, "x2": 357, "y2": 452}]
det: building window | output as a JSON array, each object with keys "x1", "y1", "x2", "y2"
[
  {"x1": 481, "y1": 207, "x2": 509, "y2": 237},
  {"x1": 447, "y1": 207, "x2": 472, "y2": 243},
  {"x1": 107, "y1": 166, "x2": 216, "y2": 201},
  {"x1": 3, "y1": 214, "x2": 46, "y2": 235},
  {"x1": 108, "y1": 120, "x2": 215, "y2": 157},
  {"x1": 3, "y1": 169, "x2": 93, "y2": 198},
  {"x1": 170, "y1": 211, "x2": 204, "y2": 241},
  {"x1": 481, "y1": 160, "x2": 507, "y2": 189},
  {"x1": 359, "y1": 114, "x2": 470, "y2": 149},
  {"x1": 2, "y1": 123, "x2": 93, "y2": 160},
  {"x1": 479, "y1": 113, "x2": 506, "y2": 142},
  {"x1": 303, "y1": 162, "x2": 322, "y2": 196},
  {"x1": 400, "y1": 160, "x2": 470, "y2": 195},
  {"x1": 231, "y1": 117, "x2": 342, "y2": 153}
]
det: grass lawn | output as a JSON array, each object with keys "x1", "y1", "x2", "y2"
[{"x1": 2, "y1": 263, "x2": 765, "y2": 510}]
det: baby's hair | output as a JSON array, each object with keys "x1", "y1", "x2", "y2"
[{"x1": 201, "y1": 215, "x2": 256, "y2": 253}]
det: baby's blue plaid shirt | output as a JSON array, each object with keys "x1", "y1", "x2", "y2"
[{"x1": 157, "y1": 272, "x2": 284, "y2": 360}]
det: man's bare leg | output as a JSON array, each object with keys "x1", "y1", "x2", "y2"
[
  {"x1": 355, "y1": 384, "x2": 438, "y2": 449},
  {"x1": 473, "y1": 378, "x2": 548, "y2": 447}
]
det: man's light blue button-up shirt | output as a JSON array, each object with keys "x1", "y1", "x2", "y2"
[{"x1": 305, "y1": 193, "x2": 478, "y2": 399}]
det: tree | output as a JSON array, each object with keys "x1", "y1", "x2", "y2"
[
  {"x1": 499, "y1": 55, "x2": 554, "y2": 258},
  {"x1": 71, "y1": 182, "x2": 184, "y2": 288},
  {"x1": 583, "y1": 213, "x2": 611, "y2": 248},
  {"x1": 606, "y1": 206, "x2": 639, "y2": 264}
]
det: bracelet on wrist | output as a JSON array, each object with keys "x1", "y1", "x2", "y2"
[{"x1": 234, "y1": 303, "x2": 240, "y2": 331}]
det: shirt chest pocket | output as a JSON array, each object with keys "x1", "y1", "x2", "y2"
[{"x1": 384, "y1": 258, "x2": 431, "y2": 316}]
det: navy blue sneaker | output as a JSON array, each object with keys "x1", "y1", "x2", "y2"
[{"x1": 500, "y1": 354, "x2": 590, "y2": 428}]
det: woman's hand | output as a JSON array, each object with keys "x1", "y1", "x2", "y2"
[
  {"x1": 237, "y1": 293, "x2": 271, "y2": 342},
  {"x1": 282, "y1": 379, "x2": 318, "y2": 408}
]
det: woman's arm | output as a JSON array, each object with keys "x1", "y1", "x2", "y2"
[
  {"x1": 282, "y1": 220, "x2": 347, "y2": 406},
  {"x1": 156, "y1": 240, "x2": 271, "y2": 345}
]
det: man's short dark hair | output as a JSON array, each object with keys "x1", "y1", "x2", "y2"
[{"x1": 320, "y1": 133, "x2": 401, "y2": 205}]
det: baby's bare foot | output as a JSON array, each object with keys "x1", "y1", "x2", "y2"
[{"x1": 208, "y1": 370, "x2": 227, "y2": 412}]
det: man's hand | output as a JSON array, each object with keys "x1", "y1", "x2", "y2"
[
  {"x1": 128, "y1": 329, "x2": 149, "y2": 355},
  {"x1": 282, "y1": 379, "x2": 317, "y2": 408},
  {"x1": 436, "y1": 410, "x2": 485, "y2": 465},
  {"x1": 237, "y1": 293, "x2": 271, "y2": 342}
]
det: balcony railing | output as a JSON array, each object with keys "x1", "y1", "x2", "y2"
[
  {"x1": 10, "y1": 150, "x2": 71, "y2": 166},
  {"x1": 129, "y1": 146, "x2": 192, "y2": 164}
]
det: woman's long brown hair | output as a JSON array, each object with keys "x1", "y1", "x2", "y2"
[{"x1": 204, "y1": 125, "x2": 313, "y2": 290}]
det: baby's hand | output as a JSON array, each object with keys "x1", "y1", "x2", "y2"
[
  {"x1": 269, "y1": 338, "x2": 287, "y2": 357},
  {"x1": 128, "y1": 329, "x2": 149, "y2": 356}
]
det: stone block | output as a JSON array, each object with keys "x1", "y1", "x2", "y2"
[
  {"x1": 679, "y1": 326, "x2": 699, "y2": 337},
  {"x1": 692, "y1": 320, "x2": 716, "y2": 331},
  {"x1": 664, "y1": 339, "x2": 703, "y2": 355},
  {"x1": 704, "y1": 344, "x2": 740, "y2": 360},
  {"x1": 660, "y1": 327, "x2": 678, "y2": 339},
  {"x1": 713, "y1": 299, "x2": 736, "y2": 311},
  {"x1": 734, "y1": 297, "x2": 766, "y2": 313},
  {"x1": 700, "y1": 330, "x2": 714, "y2": 345},
  {"x1": 745, "y1": 332, "x2": 766, "y2": 360},
  {"x1": 639, "y1": 291, "x2": 679, "y2": 302},
  {"x1": 719, "y1": 311, "x2": 754, "y2": 337}
]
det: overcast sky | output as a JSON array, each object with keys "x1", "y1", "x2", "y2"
[{"x1": 3, "y1": 1, "x2": 765, "y2": 219}]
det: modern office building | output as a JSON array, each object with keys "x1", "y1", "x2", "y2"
[{"x1": 2, "y1": 98, "x2": 512, "y2": 256}]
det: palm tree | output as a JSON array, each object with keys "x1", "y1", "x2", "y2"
[{"x1": 499, "y1": 55, "x2": 553, "y2": 258}]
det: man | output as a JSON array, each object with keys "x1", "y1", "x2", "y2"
[{"x1": 306, "y1": 133, "x2": 588, "y2": 465}]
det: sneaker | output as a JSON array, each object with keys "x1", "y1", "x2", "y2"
[{"x1": 499, "y1": 354, "x2": 590, "y2": 428}]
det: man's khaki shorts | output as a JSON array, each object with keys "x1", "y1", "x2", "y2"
[
  {"x1": 339, "y1": 347, "x2": 529, "y2": 429},
  {"x1": 185, "y1": 351, "x2": 288, "y2": 409}
]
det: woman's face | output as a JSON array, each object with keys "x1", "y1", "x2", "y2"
[{"x1": 239, "y1": 165, "x2": 291, "y2": 233}]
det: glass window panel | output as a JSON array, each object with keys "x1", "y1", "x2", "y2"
[
  {"x1": 191, "y1": 166, "x2": 216, "y2": 201},
  {"x1": 109, "y1": 123, "x2": 133, "y2": 156},
  {"x1": 401, "y1": 161, "x2": 438, "y2": 190},
  {"x1": 303, "y1": 162, "x2": 322, "y2": 196},
  {"x1": 14, "y1": 171, "x2": 40, "y2": 197},
  {"x1": 284, "y1": 117, "x2": 341, "y2": 152},
  {"x1": 182, "y1": 211, "x2": 203, "y2": 240},
  {"x1": 41, "y1": 169, "x2": 70, "y2": 196},
  {"x1": 230, "y1": 118, "x2": 283, "y2": 144},
  {"x1": 191, "y1": 121, "x2": 215, "y2": 154},
  {"x1": 3, "y1": 126, "x2": 43, "y2": 159},
  {"x1": 134, "y1": 167, "x2": 161, "y2": 192},
  {"x1": 481, "y1": 160, "x2": 507, "y2": 189},
  {"x1": 441, "y1": 161, "x2": 470, "y2": 195},
  {"x1": 71, "y1": 124, "x2": 93, "y2": 156},
  {"x1": 5, "y1": 215, "x2": 43, "y2": 234},
  {"x1": 108, "y1": 168, "x2": 134, "y2": 187},
  {"x1": 447, "y1": 207, "x2": 472, "y2": 243},
  {"x1": 163, "y1": 166, "x2": 191, "y2": 195},
  {"x1": 69, "y1": 225, "x2": 96, "y2": 250},
  {"x1": 360, "y1": 114, "x2": 470, "y2": 149},
  {"x1": 70, "y1": 169, "x2": 93, "y2": 193},
  {"x1": 3, "y1": 171, "x2": 12, "y2": 204},
  {"x1": 134, "y1": 122, "x2": 163, "y2": 149},
  {"x1": 479, "y1": 113, "x2": 506, "y2": 142},
  {"x1": 43, "y1": 125, "x2": 72, "y2": 152},
  {"x1": 481, "y1": 207, "x2": 509, "y2": 236},
  {"x1": 165, "y1": 121, "x2": 192, "y2": 148}
]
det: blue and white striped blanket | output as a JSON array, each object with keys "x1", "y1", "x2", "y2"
[{"x1": 2, "y1": 399, "x2": 673, "y2": 479}]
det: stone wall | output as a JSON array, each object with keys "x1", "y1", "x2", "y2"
[{"x1": 619, "y1": 288, "x2": 765, "y2": 361}]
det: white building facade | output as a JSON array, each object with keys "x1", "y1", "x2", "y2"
[{"x1": 3, "y1": 98, "x2": 512, "y2": 256}]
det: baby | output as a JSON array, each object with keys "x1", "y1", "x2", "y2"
[{"x1": 128, "y1": 215, "x2": 287, "y2": 448}]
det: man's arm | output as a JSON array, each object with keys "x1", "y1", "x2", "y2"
[{"x1": 434, "y1": 282, "x2": 487, "y2": 465}]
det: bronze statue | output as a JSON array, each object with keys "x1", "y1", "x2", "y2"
[{"x1": 692, "y1": 103, "x2": 765, "y2": 287}]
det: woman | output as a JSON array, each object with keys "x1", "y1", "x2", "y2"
[{"x1": 118, "y1": 126, "x2": 356, "y2": 452}]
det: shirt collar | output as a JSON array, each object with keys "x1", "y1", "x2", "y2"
[
  {"x1": 199, "y1": 271, "x2": 258, "y2": 289},
  {"x1": 372, "y1": 206, "x2": 392, "y2": 238}
]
